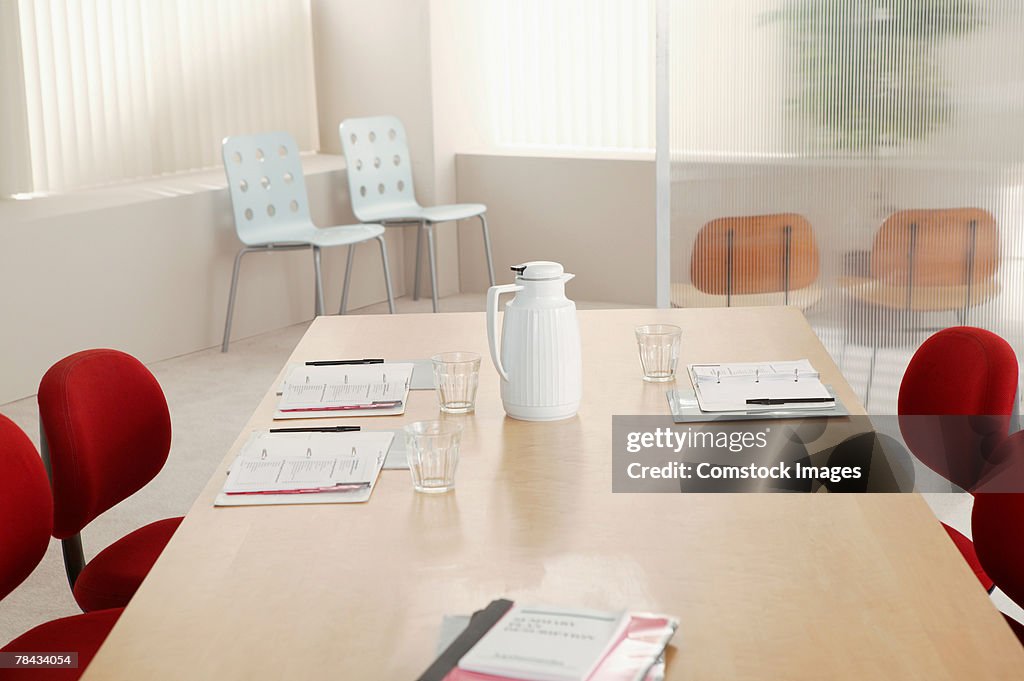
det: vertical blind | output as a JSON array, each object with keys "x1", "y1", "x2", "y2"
[
  {"x1": 453, "y1": 0, "x2": 655, "y2": 153},
  {"x1": 6, "y1": 0, "x2": 318, "y2": 195},
  {"x1": 666, "y1": 0, "x2": 1024, "y2": 412}
]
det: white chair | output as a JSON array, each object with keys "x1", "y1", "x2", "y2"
[
  {"x1": 221, "y1": 131, "x2": 395, "y2": 352},
  {"x1": 339, "y1": 116, "x2": 495, "y2": 312}
]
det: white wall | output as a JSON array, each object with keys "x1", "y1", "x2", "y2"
[
  {"x1": 0, "y1": 2, "x2": 664, "y2": 405},
  {"x1": 456, "y1": 154, "x2": 657, "y2": 305},
  {"x1": 0, "y1": 0, "x2": 466, "y2": 405},
  {"x1": 0, "y1": 162, "x2": 402, "y2": 405},
  {"x1": 0, "y1": 1, "x2": 31, "y2": 196},
  {"x1": 310, "y1": 0, "x2": 460, "y2": 298}
]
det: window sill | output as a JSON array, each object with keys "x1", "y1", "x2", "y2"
[
  {"x1": 0, "y1": 153, "x2": 347, "y2": 225},
  {"x1": 456, "y1": 147, "x2": 656, "y2": 163}
]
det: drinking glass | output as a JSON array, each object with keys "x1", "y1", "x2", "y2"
[
  {"x1": 404, "y1": 420, "x2": 462, "y2": 493},
  {"x1": 431, "y1": 351, "x2": 481, "y2": 414},
  {"x1": 635, "y1": 324, "x2": 682, "y2": 382}
]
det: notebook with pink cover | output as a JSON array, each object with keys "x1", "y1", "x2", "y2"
[{"x1": 416, "y1": 600, "x2": 678, "y2": 681}]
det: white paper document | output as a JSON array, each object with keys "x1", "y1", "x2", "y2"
[
  {"x1": 689, "y1": 359, "x2": 835, "y2": 412},
  {"x1": 274, "y1": 363, "x2": 413, "y2": 419},
  {"x1": 215, "y1": 430, "x2": 393, "y2": 506},
  {"x1": 457, "y1": 604, "x2": 628, "y2": 681},
  {"x1": 277, "y1": 359, "x2": 434, "y2": 393}
]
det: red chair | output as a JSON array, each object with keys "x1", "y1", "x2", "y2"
[
  {"x1": 898, "y1": 327, "x2": 1019, "y2": 592},
  {"x1": 0, "y1": 413, "x2": 122, "y2": 680},
  {"x1": 37, "y1": 350, "x2": 183, "y2": 613},
  {"x1": 972, "y1": 488, "x2": 1024, "y2": 645}
]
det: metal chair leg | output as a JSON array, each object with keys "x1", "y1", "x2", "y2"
[
  {"x1": 864, "y1": 344, "x2": 880, "y2": 411},
  {"x1": 377, "y1": 235, "x2": 396, "y2": 314},
  {"x1": 312, "y1": 246, "x2": 325, "y2": 317},
  {"x1": 39, "y1": 427, "x2": 87, "y2": 590},
  {"x1": 222, "y1": 246, "x2": 254, "y2": 352},
  {"x1": 339, "y1": 244, "x2": 356, "y2": 314},
  {"x1": 480, "y1": 213, "x2": 496, "y2": 287},
  {"x1": 426, "y1": 224, "x2": 440, "y2": 313},
  {"x1": 413, "y1": 220, "x2": 425, "y2": 301}
]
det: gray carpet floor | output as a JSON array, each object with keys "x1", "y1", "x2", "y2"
[{"x1": 1, "y1": 293, "x2": 1020, "y2": 646}]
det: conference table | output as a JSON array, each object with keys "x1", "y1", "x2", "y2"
[{"x1": 81, "y1": 307, "x2": 1024, "y2": 680}]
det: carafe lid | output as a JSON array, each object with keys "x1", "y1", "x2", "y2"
[{"x1": 510, "y1": 261, "x2": 566, "y2": 281}]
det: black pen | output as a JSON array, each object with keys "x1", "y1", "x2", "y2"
[
  {"x1": 746, "y1": 397, "x2": 835, "y2": 406},
  {"x1": 305, "y1": 359, "x2": 384, "y2": 366},
  {"x1": 268, "y1": 426, "x2": 362, "y2": 433}
]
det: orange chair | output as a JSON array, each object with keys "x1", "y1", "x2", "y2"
[
  {"x1": 672, "y1": 213, "x2": 821, "y2": 309},
  {"x1": 841, "y1": 208, "x2": 1000, "y2": 322}
]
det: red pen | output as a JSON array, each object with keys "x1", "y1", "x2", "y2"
[{"x1": 280, "y1": 400, "x2": 402, "y2": 413}]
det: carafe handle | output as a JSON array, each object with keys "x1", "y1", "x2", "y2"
[{"x1": 486, "y1": 284, "x2": 523, "y2": 383}]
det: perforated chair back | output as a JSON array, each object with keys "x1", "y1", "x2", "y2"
[
  {"x1": 222, "y1": 132, "x2": 313, "y2": 246},
  {"x1": 38, "y1": 349, "x2": 172, "y2": 539},
  {"x1": 0, "y1": 414, "x2": 54, "y2": 601},
  {"x1": 340, "y1": 116, "x2": 420, "y2": 222},
  {"x1": 690, "y1": 213, "x2": 819, "y2": 296}
]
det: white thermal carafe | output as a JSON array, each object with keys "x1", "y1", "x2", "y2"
[{"x1": 486, "y1": 261, "x2": 582, "y2": 421}]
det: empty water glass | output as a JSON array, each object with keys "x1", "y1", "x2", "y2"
[
  {"x1": 432, "y1": 351, "x2": 481, "y2": 414},
  {"x1": 635, "y1": 324, "x2": 682, "y2": 382},
  {"x1": 405, "y1": 420, "x2": 462, "y2": 494}
]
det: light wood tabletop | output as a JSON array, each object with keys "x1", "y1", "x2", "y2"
[{"x1": 81, "y1": 307, "x2": 1024, "y2": 680}]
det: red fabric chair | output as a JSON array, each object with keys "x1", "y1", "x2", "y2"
[
  {"x1": 0, "y1": 413, "x2": 122, "y2": 680},
  {"x1": 899, "y1": 327, "x2": 1019, "y2": 592},
  {"x1": 972, "y1": 488, "x2": 1024, "y2": 645},
  {"x1": 37, "y1": 350, "x2": 183, "y2": 613}
]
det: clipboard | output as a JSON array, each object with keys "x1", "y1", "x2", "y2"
[
  {"x1": 274, "y1": 363, "x2": 413, "y2": 419},
  {"x1": 687, "y1": 360, "x2": 835, "y2": 412},
  {"x1": 214, "y1": 430, "x2": 393, "y2": 506},
  {"x1": 666, "y1": 385, "x2": 850, "y2": 423},
  {"x1": 277, "y1": 359, "x2": 434, "y2": 394}
]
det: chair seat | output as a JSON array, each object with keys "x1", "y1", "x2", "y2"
[
  {"x1": 73, "y1": 517, "x2": 182, "y2": 612},
  {"x1": 839, "y1": 276, "x2": 1000, "y2": 311},
  {"x1": 243, "y1": 222, "x2": 385, "y2": 249},
  {"x1": 942, "y1": 522, "x2": 994, "y2": 592},
  {"x1": 304, "y1": 223, "x2": 385, "y2": 248},
  {"x1": 0, "y1": 607, "x2": 121, "y2": 680},
  {"x1": 357, "y1": 202, "x2": 486, "y2": 224},
  {"x1": 670, "y1": 282, "x2": 823, "y2": 310},
  {"x1": 419, "y1": 203, "x2": 486, "y2": 223}
]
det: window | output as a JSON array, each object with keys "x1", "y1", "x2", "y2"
[
  {"x1": 450, "y1": 0, "x2": 655, "y2": 154},
  {"x1": 1, "y1": 0, "x2": 319, "y2": 196},
  {"x1": 669, "y1": 0, "x2": 1024, "y2": 160},
  {"x1": 665, "y1": 0, "x2": 1024, "y2": 412}
]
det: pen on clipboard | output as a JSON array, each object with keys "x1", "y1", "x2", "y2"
[
  {"x1": 305, "y1": 359, "x2": 384, "y2": 366},
  {"x1": 280, "y1": 400, "x2": 402, "y2": 413},
  {"x1": 268, "y1": 426, "x2": 362, "y2": 433},
  {"x1": 745, "y1": 397, "x2": 835, "y2": 406}
]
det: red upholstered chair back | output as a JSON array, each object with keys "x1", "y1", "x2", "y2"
[
  {"x1": 38, "y1": 350, "x2": 171, "y2": 539},
  {"x1": 0, "y1": 414, "x2": 54, "y2": 601},
  {"x1": 973, "y1": 491, "x2": 1024, "y2": 608},
  {"x1": 898, "y1": 327, "x2": 1019, "y2": 492}
]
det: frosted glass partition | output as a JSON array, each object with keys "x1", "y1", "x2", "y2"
[{"x1": 665, "y1": 0, "x2": 1024, "y2": 412}]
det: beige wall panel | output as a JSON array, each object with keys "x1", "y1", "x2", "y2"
[{"x1": 456, "y1": 154, "x2": 656, "y2": 305}]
